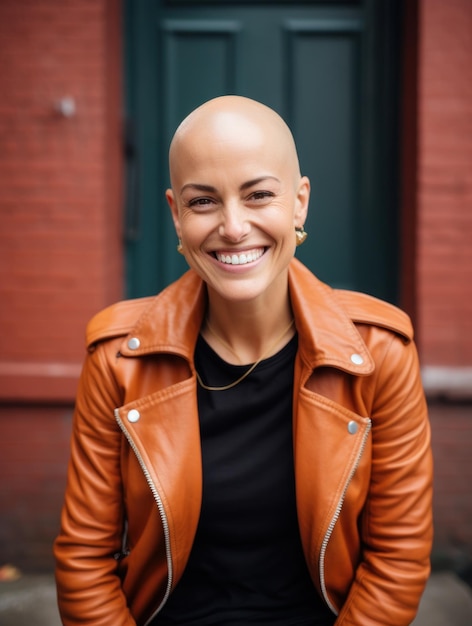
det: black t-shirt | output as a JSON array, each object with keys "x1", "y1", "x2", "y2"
[{"x1": 154, "y1": 334, "x2": 335, "y2": 625}]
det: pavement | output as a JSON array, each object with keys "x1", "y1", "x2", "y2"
[{"x1": 0, "y1": 570, "x2": 471, "y2": 625}]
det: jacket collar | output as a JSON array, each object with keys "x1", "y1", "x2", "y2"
[
  {"x1": 119, "y1": 269, "x2": 206, "y2": 361},
  {"x1": 119, "y1": 258, "x2": 374, "y2": 376},
  {"x1": 288, "y1": 259, "x2": 374, "y2": 376}
]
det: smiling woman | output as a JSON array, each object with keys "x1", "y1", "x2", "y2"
[
  {"x1": 54, "y1": 96, "x2": 433, "y2": 626},
  {"x1": 165, "y1": 97, "x2": 310, "y2": 333}
]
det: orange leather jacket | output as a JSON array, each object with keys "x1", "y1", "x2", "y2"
[{"x1": 54, "y1": 259, "x2": 433, "y2": 626}]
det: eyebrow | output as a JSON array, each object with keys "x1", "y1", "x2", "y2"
[{"x1": 180, "y1": 176, "x2": 280, "y2": 195}]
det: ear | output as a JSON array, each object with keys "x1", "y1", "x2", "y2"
[
  {"x1": 166, "y1": 188, "x2": 181, "y2": 239},
  {"x1": 294, "y1": 176, "x2": 310, "y2": 228}
]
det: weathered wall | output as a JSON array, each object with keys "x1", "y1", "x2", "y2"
[
  {"x1": 417, "y1": 0, "x2": 472, "y2": 366},
  {"x1": 417, "y1": 0, "x2": 472, "y2": 565},
  {"x1": 0, "y1": 0, "x2": 122, "y2": 570},
  {"x1": 0, "y1": 0, "x2": 123, "y2": 401}
]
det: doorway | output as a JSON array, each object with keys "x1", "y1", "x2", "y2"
[{"x1": 124, "y1": 0, "x2": 402, "y2": 303}]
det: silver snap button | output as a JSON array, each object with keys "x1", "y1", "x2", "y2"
[
  {"x1": 350, "y1": 353, "x2": 364, "y2": 365},
  {"x1": 127, "y1": 409, "x2": 140, "y2": 423},
  {"x1": 347, "y1": 420, "x2": 358, "y2": 434},
  {"x1": 128, "y1": 337, "x2": 141, "y2": 350}
]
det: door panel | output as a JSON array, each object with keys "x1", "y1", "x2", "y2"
[
  {"x1": 125, "y1": 0, "x2": 401, "y2": 302},
  {"x1": 284, "y1": 19, "x2": 361, "y2": 288}
]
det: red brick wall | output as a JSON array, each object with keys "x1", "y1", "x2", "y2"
[
  {"x1": 429, "y1": 402, "x2": 472, "y2": 554},
  {"x1": 0, "y1": 0, "x2": 122, "y2": 570},
  {"x1": 0, "y1": 405, "x2": 72, "y2": 570},
  {"x1": 417, "y1": 0, "x2": 472, "y2": 568},
  {"x1": 417, "y1": 0, "x2": 472, "y2": 365},
  {"x1": 0, "y1": 0, "x2": 123, "y2": 401}
]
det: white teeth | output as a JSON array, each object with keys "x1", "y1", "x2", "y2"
[{"x1": 216, "y1": 249, "x2": 264, "y2": 265}]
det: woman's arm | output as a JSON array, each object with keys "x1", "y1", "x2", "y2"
[
  {"x1": 54, "y1": 344, "x2": 136, "y2": 626},
  {"x1": 336, "y1": 334, "x2": 433, "y2": 625}
]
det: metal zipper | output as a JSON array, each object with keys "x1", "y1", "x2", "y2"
[
  {"x1": 114, "y1": 408, "x2": 173, "y2": 624},
  {"x1": 319, "y1": 418, "x2": 372, "y2": 614}
]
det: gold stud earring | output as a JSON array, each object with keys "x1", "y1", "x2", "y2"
[
  {"x1": 177, "y1": 239, "x2": 184, "y2": 254},
  {"x1": 295, "y1": 227, "x2": 307, "y2": 246}
]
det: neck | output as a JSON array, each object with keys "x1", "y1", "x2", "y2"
[{"x1": 202, "y1": 291, "x2": 295, "y2": 365}]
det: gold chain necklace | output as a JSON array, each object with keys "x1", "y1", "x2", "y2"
[{"x1": 196, "y1": 318, "x2": 295, "y2": 392}]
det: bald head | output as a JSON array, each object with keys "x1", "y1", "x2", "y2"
[
  {"x1": 166, "y1": 95, "x2": 310, "y2": 285},
  {"x1": 168, "y1": 96, "x2": 302, "y2": 189}
]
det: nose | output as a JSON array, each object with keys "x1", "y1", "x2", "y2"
[{"x1": 218, "y1": 202, "x2": 250, "y2": 242}]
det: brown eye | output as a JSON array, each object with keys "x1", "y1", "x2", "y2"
[
  {"x1": 250, "y1": 191, "x2": 274, "y2": 201},
  {"x1": 189, "y1": 197, "x2": 214, "y2": 207}
]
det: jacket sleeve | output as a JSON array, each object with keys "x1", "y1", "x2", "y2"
[
  {"x1": 54, "y1": 344, "x2": 137, "y2": 626},
  {"x1": 335, "y1": 332, "x2": 433, "y2": 625}
]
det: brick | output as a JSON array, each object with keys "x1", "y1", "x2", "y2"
[
  {"x1": 0, "y1": 0, "x2": 122, "y2": 383},
  {"x1": 418, "y1": 0, "x2": 472, "y2": 364}
]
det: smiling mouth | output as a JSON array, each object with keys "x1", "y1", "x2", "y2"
[{"x1": 214, "y1": 248, "x2": 265, "y2": 266}]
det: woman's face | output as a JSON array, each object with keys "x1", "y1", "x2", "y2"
[{"x1": 166, "y1": 105, "x2": 310, "y2": 306}]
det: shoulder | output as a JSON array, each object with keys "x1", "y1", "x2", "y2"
[
  {"x1": 288, "y1": 259, "x2": 414, "y2": 342},
  {"x1": 85, "y1": 296, "x2": 154, "y2": 349},
  {"x1": 334, "y1": 289, "x2": 413, "y2": 342}
]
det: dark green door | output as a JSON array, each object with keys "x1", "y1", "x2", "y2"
[{"x1": 125, "y1": 0, "x2": 401, "y2": 302}]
